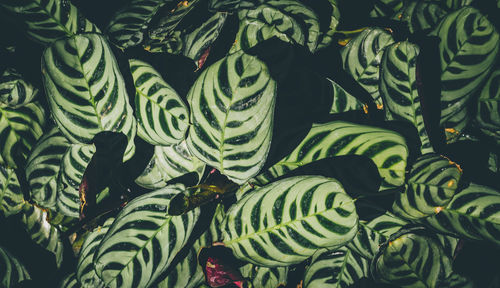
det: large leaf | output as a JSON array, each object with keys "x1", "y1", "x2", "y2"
[
  {"x1": 392, "y1": 1, "x2": 446, "y2": 34},
  {"x1": 432, "y1": 7, "x2": 499, "y2": 133},
  {"x1": 371, "y1": 227, "x2": 453, "y2": 288},
  {"x1": 341, "y1": 28, "x2": 395, "y2": 106},
  {"x1": 380, "y1": 41, "x2": 433, "y2": 154},
  {"x1": 136, "y1": 141, "x2": 206, "y2": 189},
  {"x1": 106, "y1": 0, "x2": 169, "y2": 49},
  {"x1": 348, "y1": 212, "x2": 408, "y2": 260},
  {"x1": 0, "y1": 67, "x2": 38, "y2": 108},
  {"x1": 41, "y1": 33, "x2": 137, "y2": 160},
  {"x1": 231, "y1": 0, "x2": 320, "y2": 53},
  {"x1": 129, "y1": 59, "x2": 189, "y2": 146},
  {"x1": 476, "y1": 68, "x2": 500, "y2": 143},
  {"x1": 93, "y1": 185, "x2": 200, "y2": 287},
  {"x1": 21, "y1": 203, "x2": 64, "y2": 268},
  {"x1": 56, "y1": 143, "x2": 95, "y2": 217},
  {"x1": 0, "y1": 0, "x2": 99, "y2": 45},
  {"x1": 303, "y1": 247, "x2": 369, "y2": 288},
  {"x1": 422, "y1": 183, "x2": 500, "y2": 245},
  {"x1": 255, "y1": 121, "x2": 409, "y2": 191},
  {"x1": 25, "y1": 127, "x2": 70, "y2": 209},
  {"x1": 186, "y1": 50, "x2": 277, "y2": 184},
  {"x1": 222, "y1": 176, "x2": 358, "y2": 267},
  {"x1": 0, "y1": 246, "x2": 30, "y2": 288},
  {"x1": 393, "y1": 154, "x2": 462, "y2": 220},
  {"x1": 0, "y1": 166, "x2": 24, "y2": 217},
  {"x1": 76, "y1": 217, "x2": 114, "y2": 288},
  {"x1": 0, "y1": 102, "x2": 45, "y2": 169}
]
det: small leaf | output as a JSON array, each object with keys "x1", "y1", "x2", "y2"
[
  {"x1": 0, "y1": 166, "x2": 24, "y2": 217},
  {"x1": 0, "y1": 67, "x2": 38, "y2": 108}
]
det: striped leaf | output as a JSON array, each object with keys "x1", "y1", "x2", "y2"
[
  {"x1": 426, "y1": 0, "x2": 474, "y2": 10},
  {"x1": 222, "y1": 176, "x2": 358, "y2": 267},
  {"x1": 58, "y1": 273, "x2": 80, "y2": 288},
  {"x1": 231, "y1": 0, "x2": 321, "y2": 53},
  {"x1": 106, "y1": 0, "x2": 169, "y2": 49},
  {"x1": 21, "y1": 204, "x2": 64, "y2": 268},
  {"x1": 316, "y1": 0, "x2": 340, "y2": 50},
  {"x1": 476, "y1": 68, "x2": 500, "y2": 143},
  {"x1": 380, "y1": 41, "x2": 433, "y2": 154},
  {"x1": 371, "y1": 227, "x2": 453, "y2": 288},
  {"x1": 0, "y1": 246, "x2": 30, "y2": 288},
  {"x1": 240, "y1": 264, "x2": 288, "y2": 288},
  {"x1": 341, "y1": 28, "x2": 395, "y2": 106},
  {"x1": 327, "y1": 78, "x2": 364, "y2": 114},
  {"x1": 255, "y1": 121, "x2": 409, "y2": 191},
  {"x1": 0, "y1": 67, "x2": 38, "y2": 108},
  {"x1": 136, "y1": 141, "x2": 206, "y2": 189},
  {"x1": 348, "y1": 212, "x2": 408, "y2": 260},
  {"x1": 303, "y1": 247, "x2": 369, "y2": 288},
  {"x1": 130, "y1": 59, "x2": 189, "y2": 146},
  {"x1": 57, "y1": 144, "x2": 95, "y2": 217},
  {"x1": 186, "y1": 50, "x2": 277, "y2": 184},
  {"x1": 422, "y1": 183, "x2": 500, "y2": 245},
  {"x1": 441, "y1": 273, "x2": 475, "y2": 288},
  {"x1": 489, "y1": 151, "x2": 499, "y2": 173},
  {"x1": 208, "y1": 0, "x2": 262, "y2": 12},
  {"x1": 41, "y1": 33, "x2": 137, "y2": 160},
  {"x1": 0, "y1": 0, "x2": 99, "y2": 45},
  {"x1": 393, "y1": 154, "x2": 462, "y2": 220},
  {"x1": 432, "y1": 7, "x2": 499, "y2": 133},
  {"x1": 25, "y1": 127, "x2": 70, "y2": 209},
  {"x1": 0, "y1": 166, "x2": 24, "y2": 217},
  {"x1": 436, "y1": 234, "x2": 459, "y2": 259},
  {"x1": 76, "y1": 217, "x2": 114, "y2": 288},
  {"x1": 93, "y1": 185, "x2": 200, "y2": 288},
  {"x1": 393, "y1": 1, "x2": 446, "y2": 34},
  {"x1": 370, "y1": 0, "x2": 404, "y2": 18},
  {"x1": 0, "y1": 102, "x2": 46, "y2": 169}
]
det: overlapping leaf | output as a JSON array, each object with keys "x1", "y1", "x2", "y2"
[
  {"x1": 58, "y1": 273, "x2": 79, "y2": 288},
  {"x1": 255, "y1": 121, "x2": 408, "y2": 190},
  {"x1": 327, "y1": 78, "x2": 364, "y2": 114},
  {"x1": 223, "y1": 176, "x2": 358, "y2": 267},
  {"x1": 0, "y1": 166, "x2": 24, "y2": 217},
  {"x1": 0, "y1": 67, "x2": 38, "y2": 108},
  {"x1": 129, "y1": 59, "x2": 189, "y2": 146},
  {"x1": 393, "y1": 1, "x2": 446, "y2": 33},
  {"x1": 341, "y1": 28, "x2": 395, "y2": 106},
  {"x1": 240, "y1": 264, "x2": 288, "y2": 288},
  {"x1": 370, "y1": 0, "x2": 404, "y2": 18},
  {"x1": 208, "y1": 0, "x2": 262, "y2": 12},
  {"x1": 393, "y1": 154, "x2": 462, "y2": 220},
  {"x1": 186, "y1": 50, "x2": 277, "y2": 184},
  {"x1": 0, "y1": 0, "x2": 99, "y2": 45},
  {"x1": 304, "y1": 247, "x2": 369, "y2": 288},
  {"x1": 316, "y1": 0, "x2": 341, "y2": 50},
  {"x1": 41, "y1": 33, "x2": 136, "y2": 160},
  {"x1": 93, "y1": 185, "x2": 199, "y2": 288},
  {"x1": 0, "y1": 246, "x2": 30, "y2": 288},
  {"x1": 476, "y1": 68, "x2": 500, "y2": 143},
  {"x1": 231, "y1": 0, "x2": 320, "y2": 53},
  {"x1": 25, "y1": 127, "x2": 70, "y2": 209}
]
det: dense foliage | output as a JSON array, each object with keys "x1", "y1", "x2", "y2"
[{"x1": 1, "y1": 0, "x2": 500, "y2": 287}]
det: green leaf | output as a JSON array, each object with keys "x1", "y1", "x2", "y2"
[
  {"x1": 369, "y1": 0, "x2": 404, "y2": 18},
  {"x1": 240, "y1": 264, "x2": 288, "y2": 288},
  {"x1": 476, "y1": 68, "x2": 500, "y2": 143},
  {"x1": 25, "y1": 127, "x2": 70, "y2": 209},
  {"x1": 21, "y1": 204, "x2": 64, "y2": 268},
  {"x1": 0, "y1": 246, "x2": 31, "y2": 288},
  {"x1": 231, "y1": 0, "x2": 321, "y2": 53},
  {"x1": 222, "y1": 176, "x2": 358, "y2": 267},
  {"x1": 76, "y1": 217, "x2": 113, "y2": 288},
  {"x1": 327, "y1": 78, "x2": 364, "y2": 114},
  {"x1": 106, "y1": 0, "x2": 169, "y2": 49},
  {"x1": 93, "y1": 185, "x2": 200, "y2": 287},
  {"x1": 56, "y1": 143, "x2": 95, "y2": 217},
  {"x1": 0, "y1": 0, "x2": 99, "y2": 45},
  {"x1": 341, "y1": 28, "x2": 395, "y2": 106},
  {"x1": 0, "y1": 166, "x2": 24, "y2": 217},
  {"x1": 393, "y1": 154, "x2": 462, "y2": 220},
  {"x1": 0, "y1": 67, "x2": 38, "y2": 108},
  {"x1": 316, "y1": 0, "x2": 341, "y2": 50},
  {"x1": 304, "y1": 246, "x2": 369, "y2": 288},
  {"x1": 380, "y1": 41, "x2": 433, "y2": 154},
  {"x1": 58, "y1": 273, "x2": 80, "y2": 288},
  {"x1": 426, "y1": 0, "x2": 474, "y2": 10},
  {"x1": 129, "y1": 59, "x2": 189, "y2": 146},
  {"x1": 371, "y1": 227, "x2": 453, "y2": 288},
  {"x1": 136, "y1": 141, "x2": 206, "y2": 189},
  {"x1": 41, "y1": 33, "x2": 137, "y2": 160},
  {"x1": 186, "y1": 50, "x2": 277, "y2": 184},
  {"x1": 441, "y1": 273, "x2": 475, "y2": 288},
  {"x1": 348, "y1": 212, "x2": 408, "y2": 260},
  {"x1": 208, "y1": 0, "x2": 262, "y2": 12},
  {"x1": 422, "y1": 183, "x2": 500, "y2": 245},
  {"x1": 255, "y1": 121, "x2": 408, "y2": 191},
  {"x1": 0, "y1": 102, "x2": 46, "y2": 169},
  {"x1": 432, "y1": 7, "x2": 499, "y2": 135},
  {"x1": 392, "y1": 1, "x2": 446, "y2": 34}
]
